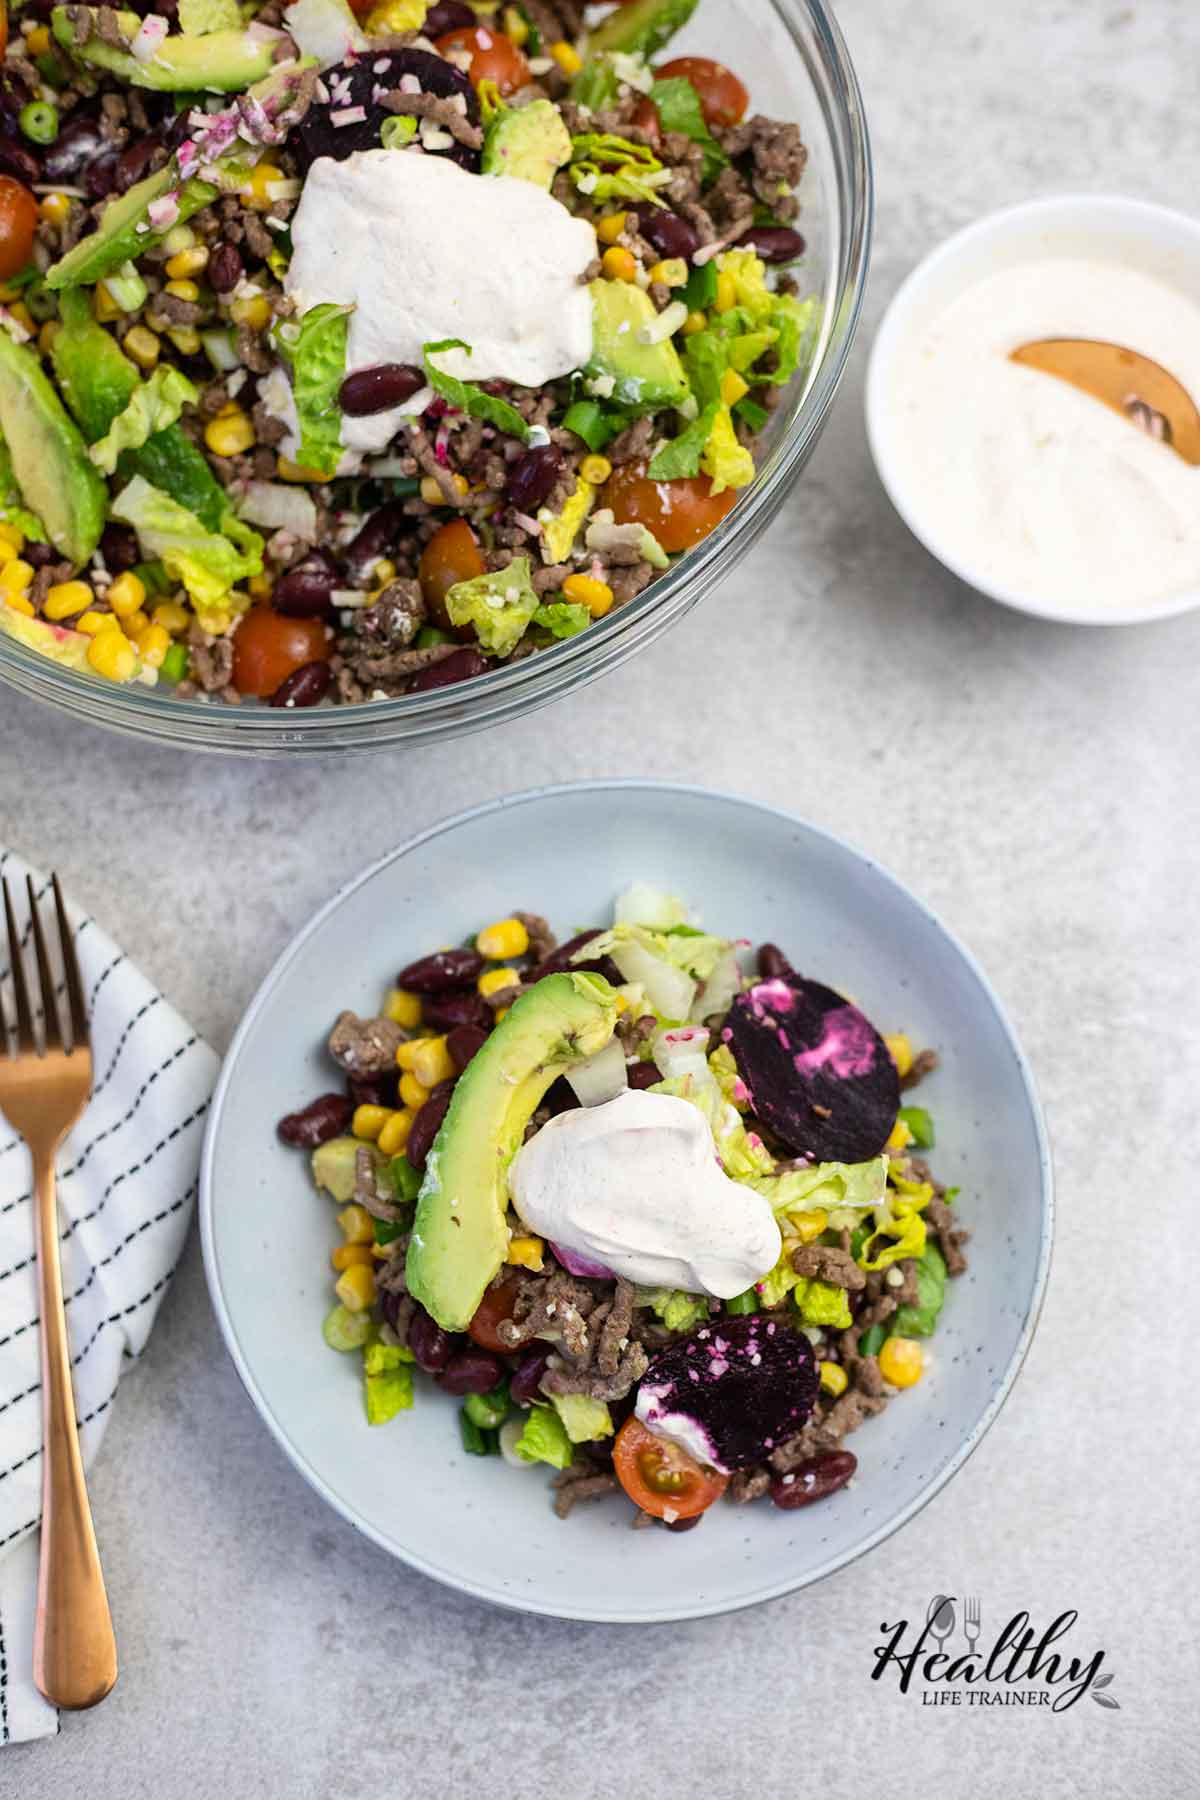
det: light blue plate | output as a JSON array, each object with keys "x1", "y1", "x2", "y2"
[{"x1": 199, "y1": 782, "x2": 1053, "y2": 1623}]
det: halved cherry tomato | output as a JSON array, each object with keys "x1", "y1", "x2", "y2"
[
  {"x1": 434, "y1": 25, "x2": 530, "y2": 95},
  {"x1": 231, "y1": 608, "x2": 330, "y2": 698},
  {"x1": 467, "y1": 1278, "x2": 521, "y2": 1352},
  {"x1": 613, "y1": 1417, "x2": 729, "y2": 1520},
  {"x1": 418, "y1": 517, "x2": 485, "y2": 633},
  {"x1": 655, "y1": 56, "x2": 749, "y2": 129},
  {"x1": 0, "y1": 175, "x2": 38, "y2": 282},
  {"x1": 601, "y1": 460, "x2": 737, "y2": 553}
]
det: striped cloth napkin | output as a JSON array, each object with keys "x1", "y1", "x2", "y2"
[{"x1": 0, "y1": 850, "x2": 218, "y2": 1745}]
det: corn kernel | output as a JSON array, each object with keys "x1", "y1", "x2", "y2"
[
  {"x1": 153, "y1": 599, "x2": 190, "y2": 634},
  {"x1": 579, "y1": 454, "x2": 612, "y2": 486},
  {"x1": 478, "y1": 966, "x2": 519, "y2": 999},
  {"x1": 396, "y1": 1034, "x2": 456, "y2": 1088},
  {"x1": 613, "y1": 991, "x2": 629, "y2": 1014},
  {"x1": 885, "y1": 1117, "x2": 913, "y2": 1154},
  {"x1": 494, "y1": 1007, "x2": 510, "y2": 1024},
  {"x1": 561, "y1": 572, "x2": 613, "y2": 617},
  {"x1": 165, "y1": 246, "x2": 209, "y2": 280},
  {"x1": 502, "y1": 4, "x2": 528, "y2": 45},
  {"x1": 39, "y1": 191, "x2": 72, "y2": 229},
  {"x1": 0, "y1": 559, "x2": 33, "y2": 596},
  {"x1": 398, "y1": 1070, "x2": 430, "y2": 1111},
  {"x1": 204, "y1": 410, "x2": 256, "y2": 457},
  {"x1": 884, "y1": 1032, "x2": 913, "y2": 1078},
  {"x1": 351, "y1": 1103, "x2": 393, "y2": 1141},
  {"x1": 43, "y1": 581, "x2": 92, "y2": 623},
  {"x1": 92, "y1": 282, "x2": 124, "y2": 323},
  {"x1": 246, "y1": 161, "x2": 285, "y2": 208},
  {"x1": 37, "y1": 320, "x2": 60, "y2": 357},
  {"x1": 878, "y1": 1336, "x2": 923, "y2": 1389},
  {"x1": 376, "y1": 1108, "x2": 414, "y2": 1157},
  {"x1": 419, "y1": 472, "x2": 469, "y2": 505},
  {"x1": 373, "y1": 558, "x2": 396, "y2": 585},
  {"x1": 166, "y1": 325, "x2": 202, "y2": 357},
  {"x1": 0, "y1": 521, "x2": 24, "y2": 554},
  {"x1": 86, "y1": 629, "x2": 137, "y2": 682},
  {"x1": 648, "y1": 257, "x2": 688, "y2": 288},
  {"x1": 106, "y1": 571, "x2": 146, "y2": 618},
  {"x1": 132, "y1": 621, "x2": 170, "y2": 669},
  {"x1": 229, "y1": 293, "x2": 272, "y2": 333},
  {"x1": 789, "y1": 1208, "x2": 828, "y2": 1245},
  {"x1": 383, "y1": 987, "x2": 422, "y2": 1028},
  {"x1": 163, "y1": 278, "x2": 201, "y2": 305},
  {"x1": 720, "y1": 368, "x2": 749, "y2": 406},
  {"x1": 595, "y1": 212, "x2": 628, "y2": 245},
  {"x1": 337, "y1": 1203, "x2": 376, "y2": 1245},
  {"x1": 161, "y1": 223, "x2": 196, "y2": 256},
  {"x1": 601, "y1": 245, "x2": 637, "y2": 283},
  {"x1": 123, "y1": 324, "x2": 160, "y2": 371},
  {"x1": 330, "y1": 1242, "x2": 374, "y2": 1272},
  {"x1": 682, "y1": 309, "x2": 707, "y2": 335},
  {"x1": 76, "y1": 609, "x2": 120, "y2": 636},
  {"x1": 714, "y1": 270, "x2": 737, "y2": 314},
  {"x1": 277, "y1": 456, "x2": 327, "y2": 483},
  {"x1": 8, "y1": 302, "x2": 33, "y2": 335},
  {"x1": 26, "y1": 24, "x2": 52, "y2": 55},
  {"x1": 819, "y1": 1360, "x2": 848, "y2": 1397},
  {"x1": 550, "y1": 38, "x2": 582, "y2": 76},
  {"x1": 335, "y1": 1262, "x2": 377, "y2": 1312},
  {"x1": 476, "y1": 916, "x2": 530, "y2": 960},
  {"x1": 3, "y1": 591, "x2": 33, "y2": 617},
  {"x1": 506, "y1": 1234, "x2": 545, "y2": 1271}
]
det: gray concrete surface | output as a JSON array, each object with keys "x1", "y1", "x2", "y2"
[{"x1": 3, "y1": 0, "x2": 1198, "y2": 1792}]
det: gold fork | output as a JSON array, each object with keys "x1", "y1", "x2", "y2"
[{"x1": 0, "y1": 875, "x2": 117, "y2": 1710}]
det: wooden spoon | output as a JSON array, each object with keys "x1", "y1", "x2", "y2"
[{"x1": 1010, "y1": 338, "x2": 1200, "y2": 465}]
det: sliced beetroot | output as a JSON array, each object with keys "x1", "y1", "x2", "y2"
[
  {"x1": 297, "y1": 50, "x2": 480, "y2": 168},
  {"x1": 725, "y1": 975, "x2": 900, "y2": 1163},
  {"x1": 635, "y1": 1315, "x2": 818, "y2": 1474}
]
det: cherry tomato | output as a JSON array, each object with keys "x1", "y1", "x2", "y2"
[
  {"x1": 418, "y1": 517, "x2": 485, "y2": 633},
  {"x1": 434, "y1": 24, "x2": 530, "y2": 95},
  {"x1": 231, "y1": 607, "x2": 330, "y2": 699},
  {"x1": 0, "y1": 175, "x2": 38, "y2": 282},
  {"x1": 601, "y1": 460, "x2": 738, "y2": 553},
  {"x1": 0, "y1": 3, "x2": 8, "y2": 61},
  {"x1": 467, "y1": 1278, "x2": 521, "y2": 1353},
  {"x1": 612, "y1": 1417, "x2": 729, "y2": 1521},
  {"x1": 655, "y1": 56, "x2": 749, "y2": 128}
]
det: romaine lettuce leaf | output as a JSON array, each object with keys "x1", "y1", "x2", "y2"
[
  {"x1": 890, "y1": 1240, "x2": 947, "y2": 1337},
  {"x1": 89, "y1": 366, "x2": 198, "y2": 475},
  {"x1": 515, "y1": 1403, "x2": 574, "y2": 1469},
  {"x1": 532, "y1": 600, "x2": 590, "y2": 638},
  {"x1": 275, "y1": 302, "x2": 349, "y2": 480},
  {"x1": 548, "y1": 1392, "x2": 614, "y2": 1443},
  {"x1": 648, "y1": 398, "x2": 718, "y2": 479},
  {"x1": 649, "y1": 75, "x2": 727, "y2": 182},
  {"x1": 650, "y1": 1067, "x2": 775, "y2": 1181},
  {"x1": 363, "y1": 1339, "x2": 415, "y2": 1424},
  {"x1": 792, "y1": 1276, "x2": 852, "y2": 1330},
  {"x1": 701, "y1": 404, "x2": 754, "y2": 493},
  {"x1": 445, "y1": 555, "x2": 538, "y2": 655},
  {"x1": 635, "y1": 1287, "x2": 709, "y2": 1332},
  {"x1": 110, "y1": 475, "x2": 263, "y2": 610},
  {"x1": 423, "y1": 338, "x2": 531, "y2": 444},
  {"x1": 749, "y1": 1156, "x2": 888, "y2": 1223}
]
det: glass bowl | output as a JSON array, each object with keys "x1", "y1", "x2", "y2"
[{"x1": 0, "y1": 0, "x2": 872, "y2": 756}]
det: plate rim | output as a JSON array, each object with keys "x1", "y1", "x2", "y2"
[{"x1": 199, "y1": 779, "x2": 1055, "y2": 1624}]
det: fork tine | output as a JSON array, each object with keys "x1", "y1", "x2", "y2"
[
  {"x1": 1, "y1": 877, "x2": 35, "y2": 1053},
  {"x1": 52, "y1": 875, "x2": 88, "y2": 1052},
  {"x1": 27, "y1": 876, "x2": 63, "y2": 1050}
]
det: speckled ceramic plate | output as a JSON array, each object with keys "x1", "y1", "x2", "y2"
[{"x1": 199, "y1": 782, "x2": 1053, "y2": 1623}]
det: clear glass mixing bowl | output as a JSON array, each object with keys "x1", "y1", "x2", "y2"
[{"x1": 0, "y1": 0, "x2": 872, "y2": 755}]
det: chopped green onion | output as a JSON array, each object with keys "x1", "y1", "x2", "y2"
[
  {"x1": 159, "y1": 642, "x2": 189, "y2": 684},
  {"x1": 682, "y1": 260, "x2": 718, "y2": 311},
  {"x1": 734, "y1": 397, "x2": 769, "y2": 434},
  {"x1": 103, "y1": 261, "x2": 147, "y2": 314},
  {"x1": 414, "y1": 625, "x2": 452, "y2": 648},
  {"x1": 372, "y1": 1215, "x2": 405, "y2": 1245},
  {"x1": 387, "y1": 1155, "x2": 423, "y2": 1202},
  {"x1": 725, "y1": 1289, "x2": 758, "y2": 1316},
  {"x1": 391, "y1": 475, "x2": 420, "y2": 497},
  {"x1": 132, "y1": 560, "x2": 171, "y2": 596},
  {"x1": 459, "y1": 1410, "x2": 497, "y2": 1455},
  {"x1": 200, "y1": 328, "x2": 239, "y2": 374},
  {"x1": 561, "y1": 398, "x2": 616, "y2": 452},
  {"x1": 858, "y1": 1322, "x2": 888, "y2": 1358},
  {"x1": 35, "y1": 54, "x2": 67, "y2": 88},
  {"x1": 19, "y1": 101, "x2": 58, "y2": 145},
  {"x1": 464, "y1": 1380, "x2": 510, "y2": 1431},
  {"x1": 322, "y1": 1303, "x2": 372, "y2": 1352},
  {"x1": 898, "y1": 1106, "x2": 935, "y2": 1149}
]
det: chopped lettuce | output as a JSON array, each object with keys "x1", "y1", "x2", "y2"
[
  {"x1": 757, "y1": 1247, "x2": 800, "y2": 1309},
  {"x1": 381, "y1": 114, "x2": 418, "y2": 148},
  {"x1": 701, "y1": 404, "x2": 755, "y2": 493},
  {"x1": 538, "y1": 476, "x2": 595, "y2": 564},
  {"x1": 275, "y1": 302, "x2": 349, "y2": 481},
  {"x1": 648, "y1": 399, "x2": 718, "y2": 480},
  {"x1": 569, "y1": 132, "x2": 671, "y2": 207},
  {"x1": 363, "y1": 1339, "x2": 415, "y2": 1424},
  {"x1": 858, "y1": 1172, "x2": 934, "y2": 1271},
  {"x1": 635, "y1": 1287, "x2": 709, "y2": 1333},
  {"x1": 445, "y1": 554, "x2": 538, "y2": 656},
  {"x1": 890, "y1": 1240, "x2": 948, "y2": 1337},
  {"x1": 649, "y1": 75, "x2": 727, "y2": 182},
  {"x1": 514, "y1": 1403, "x2": 575, "y2": 1470},
  {"x1": 532, "y1": 600, "x2": 590, "y2": 638},
  {"x1": 749, "y1": 1156, "x2": 889, "y2": 1225},
  {"x1": 177, "y1": 0, "x2": 240, "y2": 31},
  {"x1": 110, "y1": 475, "x2": 262, "y2": 610},
  {"x1": 88, "y1": 366, "x2": 198, "y2": 475},
  {"x1": 792, "y1": 1277, "x2": 853, "y2": 1330},
  {"x1": 614, "y1": 881, "x2": 691, "y2": 929},
  {"x1": 651, "y1": 1066, "x2": 775, "y2": 1182},
  {"x1": 548, "y1": 1392, "x2": 614, "y2": 1444},
  {"x1": 423, "y1": 338, "x2": 531, "y2": 444},
  {"x1": 364, "y1": 0, "x2": 428, "y2": 30},
  {"x1": 284, "y1": 0, "x2": 369, "y2": 63}
]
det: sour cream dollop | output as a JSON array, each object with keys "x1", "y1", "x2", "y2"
[
  {"x1": 509, "y1": 1088, "x2": 782, "y2": 1299},
  {"x1": 283, "y1": 149, "x2": 597, "y2": 455}
]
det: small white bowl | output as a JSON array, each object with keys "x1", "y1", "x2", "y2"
[{"x1": 865, "y1": 194, "x2": 1200, "y2": 626}]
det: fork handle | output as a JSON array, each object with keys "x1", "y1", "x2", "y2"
[{"x1": 31, "y1": 1149, "x2": 118, "y2": 1710}]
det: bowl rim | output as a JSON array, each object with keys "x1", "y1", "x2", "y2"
[
  {"x1": 199, "y1": 778, "x2": 1055, "y2": 1623},
  {"x1": 866, "y1": 191, "x2": 1200, "y2": 629},
  {"x1": 0, "y1": 0, "x2": 874, "y2": 753}
]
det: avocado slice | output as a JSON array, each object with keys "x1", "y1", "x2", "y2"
[
  {"x1": 482, "y1": 98, "x2": 571, "y2": 188},
  {"x1": 586, "y1": 278, "x2": 690, "y2": 412},
  {"x1": 51, "y1": 7, "x2": 276, "y2": 91},
  {"x1": 585, "y1": 0, "x2": 699, "y2": 60},
  {"x1": 46, "y1": 163, "x2": 218, "y2": 290},
  {"x1": 0, "y1": 607, "x2": 90, "y2": 671},
  {"x1": 0, "y1": 333, "x2": 106, "y2": 564},
  {"x1": 406, "y1": 972, "x2": 618, "y2": 1331}
]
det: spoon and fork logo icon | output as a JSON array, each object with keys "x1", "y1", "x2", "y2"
[{"x1": 926, "y1": 1594, "x2": 982, "y2": 1652}]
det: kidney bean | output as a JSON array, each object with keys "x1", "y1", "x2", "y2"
[
  {"x1": 446, "y1": 1023, "x2": 488, "y2": 1072},
  {"x1": 422, "y1": 989, "x2": 491, "y2": 1033},
  {"x1": 770, "y1": 1449, "x2": 858, "y2": 1510},
  {"x1": 630, "y1": 96, "x2": 662, "y2": 150},
  {"x1": 396, "y1": 948, "x2": 484, "y2": 993},
  {"x1": 0, "y1": 135, "x2": 40, "y2": 187},
  {"x1": 207, "y1": 241, "x2": 243, "y2": 294},
  {"x1": 436, "y1": 1347, "x2": 505, "y2": 1396},
  {"x1": 757, "y1": 942, "x2": 794, "y2": 979},
  {"x1": 527, "y1": 929, "x2": 603, "y2": 982},
  {"x1": 340, "y1": 362, "x2": 425, "y2": 416},
  {"x1": 378, "y1": 1286, "x2": 409, "y2": 1335},
  {"x1": 23, "y1": 540, "x2": 58, "y2": 569},
  {"x1": 114, "y1": 133, "x2": 163, "y2": 195},
  {"x1": 84, "y1": 155, "x2": 119, "y2": 201},
  {"x1": 424, "y1": 0, "x2": 474, "y2": 30},
  {"x1": 99, "y1": 521, "x2": 140, "y2": 573},
  {"x1": 408, "y1": 647, "x2": 488, "y2": 693},
  {"x1": 734, "y1": 225, "x2": 806, "y2": 264},
  {"x1": 405, "y1": 1079, "x2": 456, "y2": 1171},
  {"x1": 276, "y1": 1092, "x2": 353, "y2": 1147},
  {"x1": 272, "y1": 552, "x2": 337, "y2": 619},
  {"x1": 269, "y1": 660, "x2": 332, "y2": 709},
  {"x1": 510, "y1": 1346, "x2": 553, "y2": 1406},
  {"x1": 543, "y1": 1075, "x2": 580, "y2": 1115},
  {"x1": 347, "y1": 1071, "x2": 393, "y2": 1108},
  {"x1": 408, "y1": 1306, "x2": 459, "y2": 1373},
  {"x1": 637, "y1": 206, "x2": 699, "y2": 263},
  {"x1": 627, "y1": 1061, "x2": 661, "y2": 1090},
  {"x1": 506, "y1": 443, "x2": 563, "y2": 512},
  {"x1": 666, "y1": 1513, "x2": 703, "y2": 1532},
  {"x1": 342, "y1": 499, "x2": 408, "y2": 585}
]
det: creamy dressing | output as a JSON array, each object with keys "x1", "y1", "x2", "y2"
[
  {"x1": 508, "y1": 1088, "x2": 782, "y2": 1299},
  {"x1": 885, "y1": 256, "x2": 1200, "y2": 614},
  {"x1": 283, "y1": 149, "x2": 596, "y2": 456}
]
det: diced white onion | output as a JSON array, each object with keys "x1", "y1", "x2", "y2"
[{"x1": 565, "y1": 1036, "x2": 628, "y2": 1108}]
